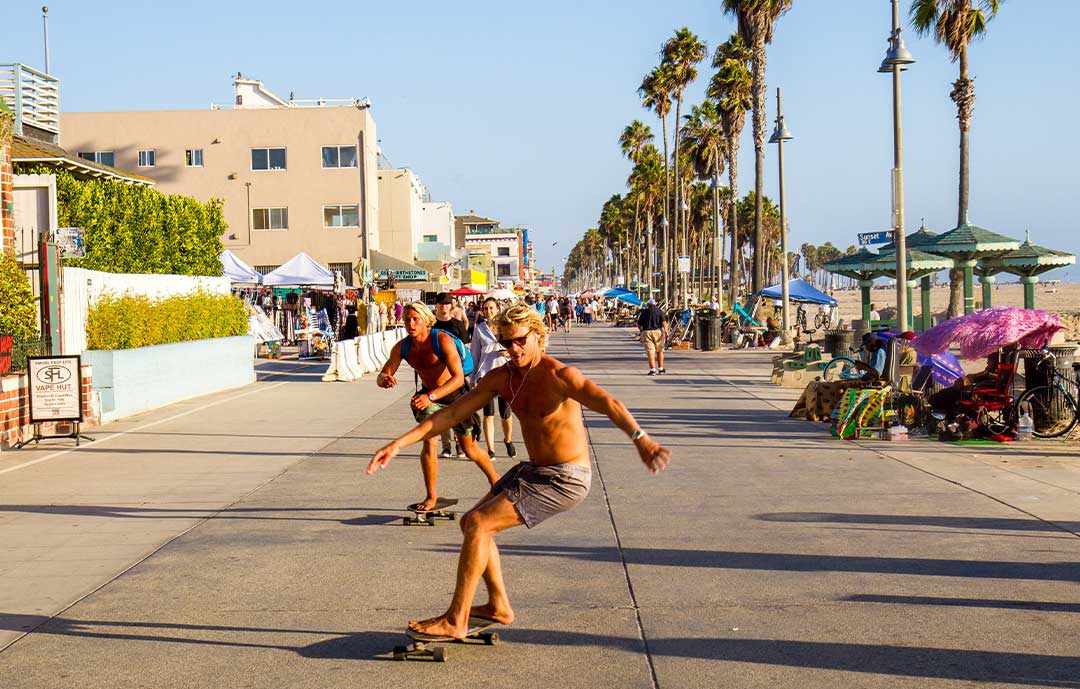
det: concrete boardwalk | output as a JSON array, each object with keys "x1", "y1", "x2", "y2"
[{"x1": 0, "y1": 326, "x2": 1078, "y2": 688}]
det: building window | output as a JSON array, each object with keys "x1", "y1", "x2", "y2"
[
  {"x1": 185, "y1": 149, "x2": 204, "y2": 167},
  {"x1": 252, "y1": 147, "x2": 287, "y2": 171},
  {"x1": 137, "y1": 150, "x2": 156, "y2": 167},
  {"x1": 422, "y1": 234, "x2": 438, "y2": 243},
  {"x1": 328, "y1": 262, "x2": 354, "y2": 286},
  {"x1": 253, "y1": 265, "x2": 280, "y2": 275},
  {"x1": 322, "y1": 145, "x2": 358, "y2": 169},
  {"x1": 79, "y1": 151, "x2": 115, "y2": 167},
  {"x1": 252, "y1": 207, "x2": 289, "y2": 231},
  {"x1": 497, "y1": 247, "x2": 510, "y2": 257},
  {"x1": 497, "y1": 263, "x2": 513, "y2": 277},
  {"x1": 323, "y1": 205, "x2": 360, "y2": 228}
]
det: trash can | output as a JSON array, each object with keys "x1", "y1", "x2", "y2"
[
  {"x1": 707, "y1": 316, "x2": 723, "y2": 351},
  {"x1": 823, "y1": 329, "x2": 854, "y2": 356},
  {"x1": 695, "y1": 310, "x2": 713, "y2": 350}
]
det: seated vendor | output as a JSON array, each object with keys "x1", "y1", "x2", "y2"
[{"x1": 928, "y1": 352, "x2": 1000, "y2": 417}]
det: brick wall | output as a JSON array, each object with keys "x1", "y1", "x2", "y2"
[
  {"x1": 1, "y1": 113, "x2": 14, "y2": 257},
  {"x1": 0, "y1": 366, "x2": 96, "y2": 448}
]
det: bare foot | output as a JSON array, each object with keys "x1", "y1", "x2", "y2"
[
  {"x1": 413, "y1": 496, "x2": 438, "y2": 512},
  {"x1": 470, "y1": 602, "x2": 514, "y2": 625},
  {"x1": 408, "y1": 614, "x2": 466, "y2": 638}
]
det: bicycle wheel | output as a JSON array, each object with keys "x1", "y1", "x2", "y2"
[
  {"x1": 1015, "y1": 385, "x2": 1079, "y2": 439},
  {"x1": 814, "y1": 312, "x2": 828, "y2": 330},
  {"x1": 822, "y1": 356, "x2": 858, "y2": 383}
]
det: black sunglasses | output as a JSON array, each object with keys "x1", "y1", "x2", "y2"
[{"x1": 497, "y1": 333, "x2": 532, "y2": 349}]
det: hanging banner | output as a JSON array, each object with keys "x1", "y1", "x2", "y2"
[{"x1": 27, "y1": 356, "x2": 83, "y2": 423}]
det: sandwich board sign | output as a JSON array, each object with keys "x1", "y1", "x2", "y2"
[{"x1": 19, "y1": 356, "x2": 93, "y2": 447}]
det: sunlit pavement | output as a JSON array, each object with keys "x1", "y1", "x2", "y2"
[{"x1": 0, "y1": 326, "x2": 1077, "y2": 688}]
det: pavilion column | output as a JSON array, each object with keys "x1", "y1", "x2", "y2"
[
  {"x1": 1020, "y1": 275, "x2": 1038, "y2": 309},
  {"x1": 960, "y1": 259, "x2": 977, "y2": 314},
  {"x1": 906, "y1": 282, "x2": 915, "y2": 330},
  {"x1": 859, "y1": 279, "x2": 873, "y2": 324},
  {"x1": 920, "y1": 276, "x2": 932, "y2": 332},
  {"x1": 980, "y1": 274, "x2": 995, "y2": 310}
]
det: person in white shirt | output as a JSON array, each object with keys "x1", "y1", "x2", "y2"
[
  {"x1": 869, "y1": 303, "x2": 881, "y2": 322},
  {"x1": 589, "y1": 298, "x2": 602, "y2": 322},
  {"x1": 470, "y1": 297, "x2": 517, "y2": 458}
]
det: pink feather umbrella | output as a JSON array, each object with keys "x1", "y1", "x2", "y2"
[{"x1": 912, "y1": 307, "x2": 1064, "y2": 360}]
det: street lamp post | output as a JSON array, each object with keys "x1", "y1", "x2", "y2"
[
  {"x1": 679, "y1": 197, "x2": 690, "y2": 307},
  {"x1": 769, "y1": 87, "x2": 794, "y2": 346},
  {"x1": 880, "y1": 0, "x2": 915, "y2": 331}
]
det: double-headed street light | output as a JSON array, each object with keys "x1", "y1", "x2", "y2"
[
  {"x1": 769, "y1": 87, "x2": 793, "y2": 345},
  {"x1": 880, "y1": 0, "x2": 915, "y2": 331}
]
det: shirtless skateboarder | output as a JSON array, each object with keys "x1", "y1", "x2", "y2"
[
  {"x1": 376, "y1": 302, "x2": 499, "y2": 511},
  {"x1": 368, "y1": 303, "x2": 670, "y2": 638}
]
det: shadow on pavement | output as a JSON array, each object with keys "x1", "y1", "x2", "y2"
[
  {"x1": 842, "y1": 594, "x2": 1080, "y2": 613},
  {"x1": 2, "y1": 613, "x2": 1076, "y2": 684},
  {"x1": 423, "y1": 544, "x2": 1080, "y2": 582},
  {"x1": 756, "y1": 511, "x2": 1080, "y2": 534},
  {"x1": 0, "y1": 503, "x2": 404, "y2": 526}
]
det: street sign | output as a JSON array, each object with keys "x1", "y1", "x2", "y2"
[
  {"x1": 678, "y1": 256, "x2": 691, "y2": 273},
  {"x1": 858, "y1": 230, "x2": 895, "y2": 246}
]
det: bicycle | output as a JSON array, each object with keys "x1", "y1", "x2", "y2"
[
  {"x1": 814, "y1": 306, "x2": 832, "y2": 330},
  {"x1": 820, "y1": 346, "x2": 865, "y2": 382},
  {"x1": 1013, "y1": 347, "x2": 1080, "y2": 438}
]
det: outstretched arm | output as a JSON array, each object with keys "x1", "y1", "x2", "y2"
[
  {"x1": 367, "y1": 372, "x2": 501, "y2": 474},
  {"x1": 558, "y1": 366, "x2": 670, "y2": 474}
]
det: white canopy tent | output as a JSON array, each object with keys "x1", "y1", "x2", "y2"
[
  {"x1": 262, "y1": 252, "x2": 335, "y2": 287},
  {"x1": 219, "y1": 249, "x2": 263, "y2": 284}
]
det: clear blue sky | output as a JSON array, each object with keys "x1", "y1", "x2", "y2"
[{"x1": 3, "y1": 1, "x2": 1078, "y2": 280}]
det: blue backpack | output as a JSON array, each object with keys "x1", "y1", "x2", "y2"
[{"x1": 401, "y1": 331, "x2": 475, "y2": 376}]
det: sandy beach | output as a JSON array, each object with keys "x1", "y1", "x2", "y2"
[{"x1": 829, "y1": 281, "x2": 1080, "y2": 342}]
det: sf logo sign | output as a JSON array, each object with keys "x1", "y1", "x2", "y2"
[{"x1": 36, "y1": 365, "x2": 72, "y2": 385}]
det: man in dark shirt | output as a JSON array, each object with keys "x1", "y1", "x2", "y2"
[
  {"x1": 434, "y1": 292, "x2": 470, "y2": 343},
  {"x1": 637, "y1": 299, "x2": 669, "y2": 376}
]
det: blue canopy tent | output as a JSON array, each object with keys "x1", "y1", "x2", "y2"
[
  {"x1": 603, "y1": 287, "x2": 634, "y2": 298},
  {"x1": 612, "y1": 292, "x2": 642, "y2": 306},
  {"x1": 758, "y1": 279, "x2": 838, "y2": 306}
]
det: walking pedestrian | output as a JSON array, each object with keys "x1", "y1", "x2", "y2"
[
  {"x1": 637, "y1": 298, "x2": 668, "y2": 375},
  {"x1": 470, "y1": 297, "x2": 517, "y2": 459}
]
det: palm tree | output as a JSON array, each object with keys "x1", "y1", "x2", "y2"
[
  {"x1": 722, "y1": 0, "x2": 793, "y2": 294},
  {"x1": 681, "y1": 101, "x2": 727, "y2": 301},
  {"x1": 662, "y1": 28, "x2": 708, "y2": 304},
  {"x1": 910, "y1": 0, "x2": 1003, "y2": 318},
  {"x1": 639, "y1": 65, "x2": 675, "y2": 301},
  {"x1": 620, "y1": 120, "x2": 655, "y2": 292},
  {"x1": 709, "y1": 34, "x2": 752, "y2": 307},
  {"x1": 628, "y1": 145, "x2": 665, "y2": 298}
]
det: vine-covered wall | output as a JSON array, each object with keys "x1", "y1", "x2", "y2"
[{"x1": 14, "y1": 164, "x2": 225, "y2": 276}]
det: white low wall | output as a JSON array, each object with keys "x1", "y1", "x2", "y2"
[
  {"x1": 61, "y1": 267, "x2": 231, "y2": 355},
  {"x1": 83, "y1": 336, "x2": 255, "y2": 423}
]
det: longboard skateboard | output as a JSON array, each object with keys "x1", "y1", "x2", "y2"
[
  {"x1": 393, "y1": 616, "x2": 500, "y2": 662},
  {"x1": 403, "y1": 497, "x2": 458, "y2": 526}
]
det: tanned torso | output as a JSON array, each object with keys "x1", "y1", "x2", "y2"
[
  {"x1": 482, "y1": 355, "x2": 589, "y2": 469},
  {"x1": 407, "y1": 332, "x2": 454, "y2": 390}
]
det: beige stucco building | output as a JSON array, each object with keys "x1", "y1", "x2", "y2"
[{"x1": 61, "y1": 78, "x2": 380, "y2": 281}]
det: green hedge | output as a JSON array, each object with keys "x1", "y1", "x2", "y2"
[
  {"x1": 0, "y1": 253, "x2": 39, "y2": 341},
  {"x1": 14, "y1": 165, "x2": 225, "y2": 276},
  {"x1": 86, "y1": 292, "x2": 248, "y2": 350}
]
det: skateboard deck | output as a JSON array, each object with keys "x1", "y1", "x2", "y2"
[
  {"x1": 393, "y1": 616, "x2": 500, "y2": 662},
  {"x1": 403, "y1": 497, "x2": 458, "y2": 526}
]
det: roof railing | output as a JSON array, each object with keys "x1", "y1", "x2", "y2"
[{"x1": 0, "y1": 63, "x2": 61, "y2": 143}]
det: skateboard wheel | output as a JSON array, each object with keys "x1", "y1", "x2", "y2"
[
  {"x1": 483, "y1": 632, "x2": 498, "y2": 645},
  {"x1": 403, "y1": 517, "x2": 412, "y2": 526},
  {"x1": 449, "y1": 513, "x2": 457, "y2": 521},
  {"x1": 425, "y1": 520, "x2": 436, "y2": 527},
  {"x1": 393, "y1": 646, "x2": 407, "y2": 661},
  {"x1": 433, "y1": 647, "x2": 448, "y2": 662}
]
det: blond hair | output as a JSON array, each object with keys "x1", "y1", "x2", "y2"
[
  {"x1": 403, "y1": 301, "x2": 436, "y2": 326},
  {"x1": 493, "y1": 303, "x2": 548, "y2": 348}
]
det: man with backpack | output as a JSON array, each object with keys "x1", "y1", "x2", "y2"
[
  {"x1": 434, "y1": 292, "x2": 471, "y2": 457},
  {"x1": 377, "y1": 302, "x2": 499, "y2": 511}
]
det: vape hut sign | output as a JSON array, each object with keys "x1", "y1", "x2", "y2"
[{"x1": 27, "y1": 356, "x2": 83, "y2": 423}]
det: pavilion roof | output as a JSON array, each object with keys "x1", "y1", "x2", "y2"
[{"x1": 926, "y1": 222, "x2": 1019, "y2": 257}]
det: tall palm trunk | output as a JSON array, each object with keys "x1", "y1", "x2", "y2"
[
  {"x1": 672, "y1": 94, "x2": 684, "y2": 305},
  {"x1": 659, "y1": 115, "x2": 671, "y2": 305},
  {"x1": 946, "y1": 45, "x2": 974, "y2": 318},
  {"x1": 726, "y1": 149, "x2": 741, "y2": 308},
  {"x1": 711, "y1": 159, "x2": 723, "y2": 302},
  {"x1": 749, "y1": 35, "x2": 768, "y2": 294}
]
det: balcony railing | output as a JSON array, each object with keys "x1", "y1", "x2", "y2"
[{"x1": 0, "y1": 64, "x2": 60, "y2": 142}]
